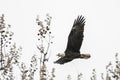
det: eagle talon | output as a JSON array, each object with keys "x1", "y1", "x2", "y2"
[{"x1": 80, "y1": 54, "x2": 91, "y2": 59}]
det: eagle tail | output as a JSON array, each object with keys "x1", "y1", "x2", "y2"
[{"x1": 54, "y1": 57, "x2": 73, "y2": 64}]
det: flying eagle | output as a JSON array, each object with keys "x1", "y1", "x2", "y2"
[{"x1": 54, "y1": 15, "x2": 91, "y2": 64}]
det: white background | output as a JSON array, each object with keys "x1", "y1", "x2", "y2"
[{"x1": 0, "y1": 0, "x2": 120, "y2": 80}]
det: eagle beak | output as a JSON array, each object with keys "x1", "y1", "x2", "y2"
[{"x1": 80, "y1": 54, "x2": 91, "y2": 59}]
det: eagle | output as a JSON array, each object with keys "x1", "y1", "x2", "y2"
[{"x1": 54, "y1": 15, "x2": 91, "y2": 64}]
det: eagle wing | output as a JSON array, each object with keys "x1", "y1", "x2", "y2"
[
  {"x1": 54, "y1": 16, "x2": 86, "y2": 64},
  {"x1": 65, "y1": 16, "x2": 85, "y2": 54}
]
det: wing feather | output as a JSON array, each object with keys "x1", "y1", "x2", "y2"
[{"x1": 65, "y1": 15, "x2": 85, "y2": 54}]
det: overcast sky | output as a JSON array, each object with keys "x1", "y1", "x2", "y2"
[{"x1": 0, "y1": 0, "x2": 120, "y2": 80}]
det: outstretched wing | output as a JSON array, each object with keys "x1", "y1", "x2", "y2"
[{"x1": 65, "y1": 15, "x2": 85, "y2": 54}]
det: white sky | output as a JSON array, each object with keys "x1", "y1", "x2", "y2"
[{"x1": 0, "y1": 0, "x2": 120, "y2": 80}]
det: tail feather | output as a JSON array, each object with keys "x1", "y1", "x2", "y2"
[{"x1": 54, "y1": 57, "x2": 73, "y2": 64}]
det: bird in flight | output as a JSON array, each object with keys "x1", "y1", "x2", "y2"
[{"x1": 54, "y1": 15, "x2": 91, "y2": 64}]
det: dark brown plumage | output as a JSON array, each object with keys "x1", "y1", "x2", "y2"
[{"x1": 54, "y1": 15, "x2": 90, "y2": 64}]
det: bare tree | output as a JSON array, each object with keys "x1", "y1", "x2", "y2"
[
  {"x1": 28, "y1": 55, "x2": 37, "y2": 80},
  {"x1": 36, "y1": 14, "x2": 54, "y2": 80},
  {"x1": 90, "y1": 69, "x2": 96, "y2": 80},
  {"x1": 0, "y1": 14, "x2": 22, "y2": 80},
  {"x1": 19, "y1": 62, "x2": 28, "y2": 80},
  {"x1": 67, "y1": 75, "x2": 72, "y2": 80},
  {"x1": 18, "y1": 55, "x2": 37, "y2": 80},
  {"x1": 77, "y1": 73, "x2": 83, "y2": 80},
  {"x1": 49, "y1": 68, "x2": 55, "y2": 80},
  {"x1": 105, "y1": 53, "x2": 120, "y2": 80}
]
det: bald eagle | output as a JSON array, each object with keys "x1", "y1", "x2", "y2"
[{"x1": 54, "y1": 15, "x2": 91, "y2": 64}]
